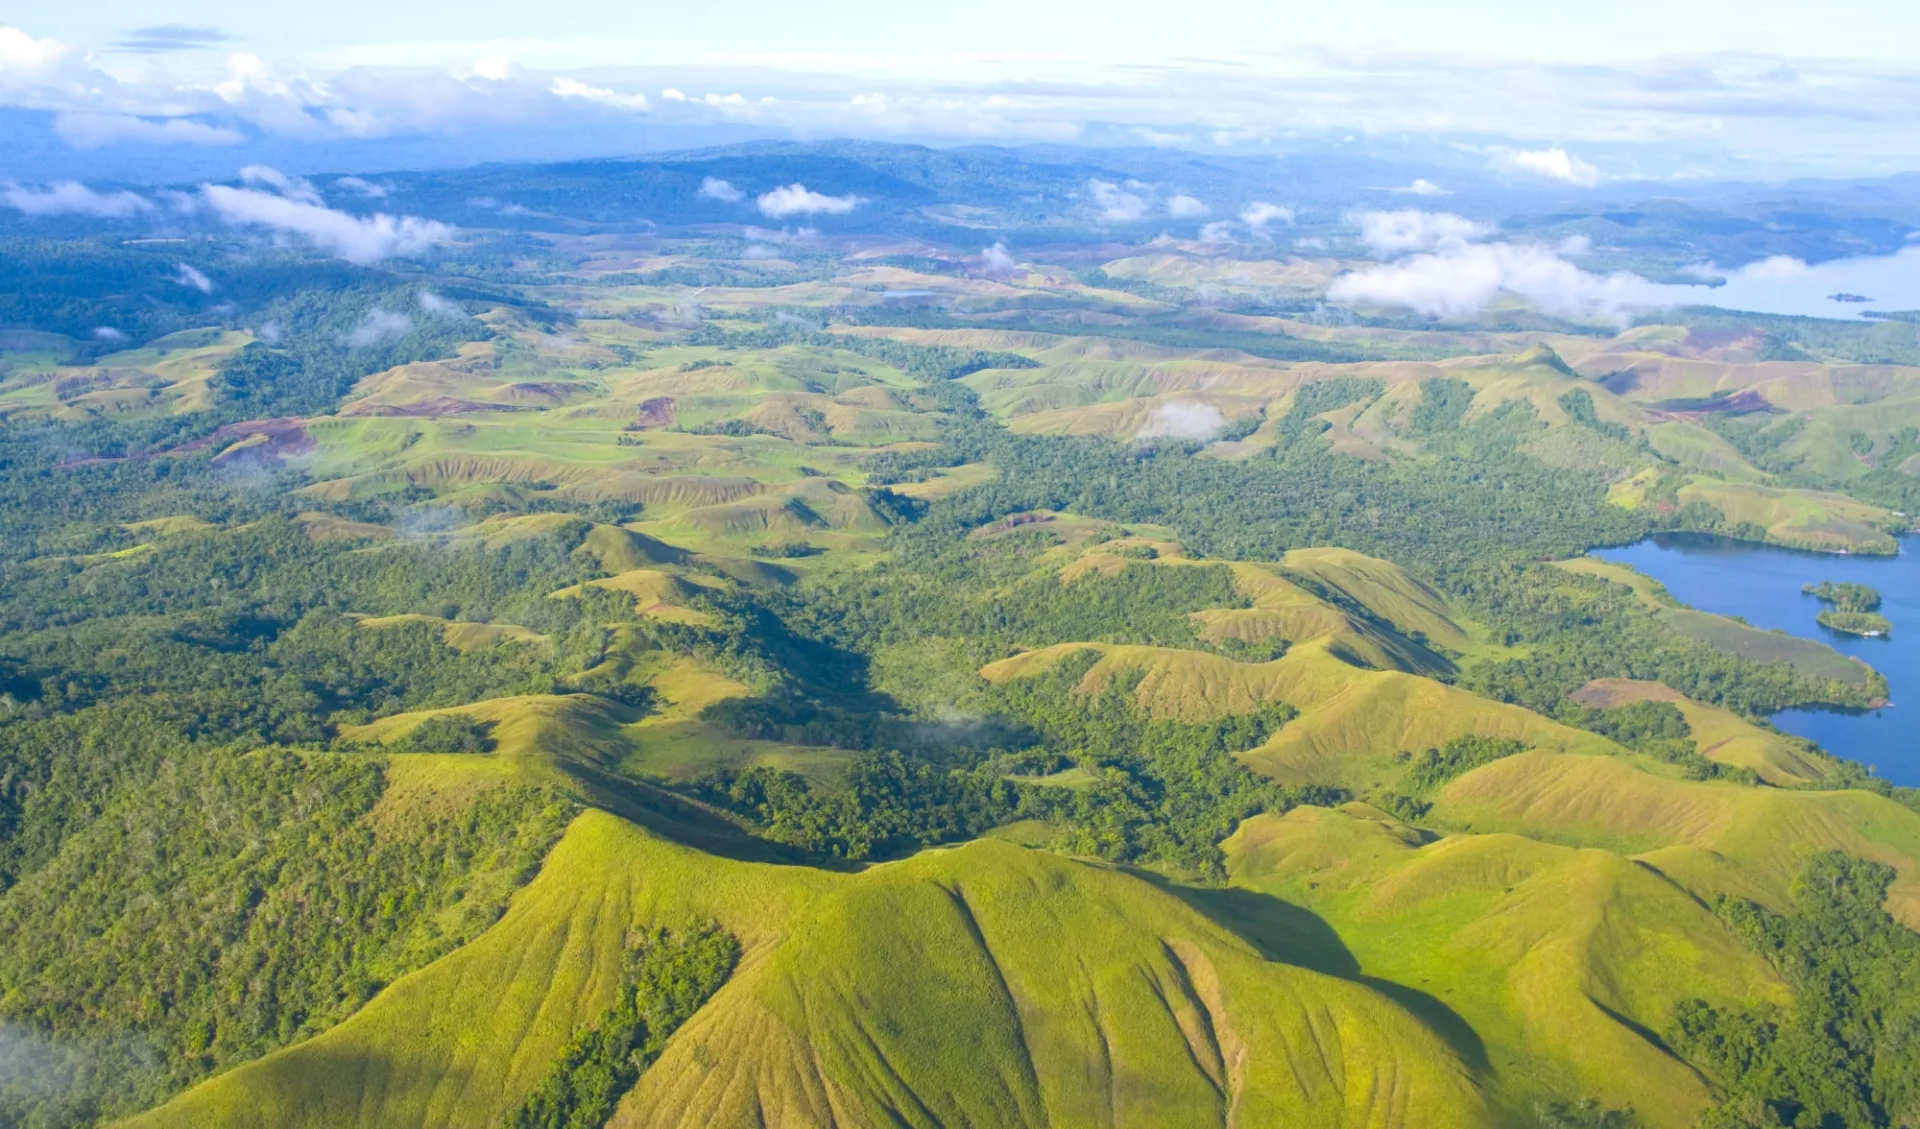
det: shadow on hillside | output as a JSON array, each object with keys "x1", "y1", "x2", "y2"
[
  {"x1": 1162, "y1": 882, "x2": 1489, "y2": 1073},
  {"x1": 1169, "y1": 885, "x2": 1359, "y2": 975},
  {"x1": 556, "y1": 761, "x2": 859, "y2": 870}
]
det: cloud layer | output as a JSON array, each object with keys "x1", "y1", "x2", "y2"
[
  {"x1": 1350, "y1": 209, "x2": 1487, "y2": 254},
  {"x1": 201, "y1": 179, "x2": 452, "y2": 263},
  {"x1": 1, "y1": 180, "x2": 152, "y2": 217},
  {"x1": 1, "y1": 21, "x2": 1918, "y2": 178}
]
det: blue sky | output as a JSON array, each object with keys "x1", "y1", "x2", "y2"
[{"x1": 6, "y1": 0, "x2": 1920, "y2": 180}]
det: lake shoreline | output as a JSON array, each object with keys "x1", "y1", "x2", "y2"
[{"x1": 1595, "y1": 532, "x2": 1919, "y2": 785}]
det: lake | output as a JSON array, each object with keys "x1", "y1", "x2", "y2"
[
  {"x1": 1595, "y1": 535, "x2": 1920, "y2": 785},
  {"x1": 1658, "y1": 245, "x2": 1920, "y2": 321}
]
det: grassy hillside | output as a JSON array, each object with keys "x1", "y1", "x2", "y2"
[
  {"x1": 1226, "y1": 804, "x2": 1790, "y2": 1129},
  {"x1": 124, "y1": 815, "x2": 1492, "y2": 1129}
]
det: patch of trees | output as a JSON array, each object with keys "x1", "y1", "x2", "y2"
[
  {"x1": 505, "y1": 924, "x2": 739, "y2": 1129},
  {"x1": 1669, "y1": 852, "x2": 1920, "y2": 1129},
  {"x1": 699, "y1": 655, "x2": 1334, "y2": 877},
  {"x1": 1454, "y1": 563, "x2": 1881, "y2": 717}
]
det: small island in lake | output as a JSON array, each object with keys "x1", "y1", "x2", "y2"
[{"x1": 1804, "y1": 579, "x2": 1892, "y2": 636}]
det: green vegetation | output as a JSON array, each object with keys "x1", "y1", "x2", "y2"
[
  {"x1": 1805, "y1": 581, "x2": 1893, "y2": 636},
  {"x1": 1817, "y1": 609, "x2": 1893, "y2": 637},
  {"x1": 504, "y1": 923, "x2": 738, "y2": 1129},
  {"x1": 1402, "y1": 733, "x2": 1528, "y2": 791},
  {"x1": 1803, "y1": 581, "x2": 1882, "y2": 612},
  {"x1": 0, "y1": 743, "x2": 573, "y2": 1127},
  {"x1": 1670, "y1": 853, "x2": 1920, "y2": 1129},
  {"x1": 4, "y1": 186, "x2": 1920, "y2": 1129}
]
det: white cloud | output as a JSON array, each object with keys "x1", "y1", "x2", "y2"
[
  {"x1": 1498, "y1": 146, "x2": 1601, "y2": 187},
  {"x1": 1, "y1": 181, "x2": 152, "y2": 218},
  {"x1": 1198, "y1": 221, "x2": 1236, "y2": 243},
  {"x1": 1089, "y1": 179, "x2": 1149, "y2": 222},
  {"x1": 1239, "y1": 201, "x2": 1293, "y2": 229},
  {"x1": 341, "y1": 307, "x2": 414, "y2": 347},
  {"x1": 1395, "y1": 179, "x2": 1447, "y2": 196},
  {"x1": 661, "y1": 88, "x2": 688, "y2": 102},
  {"x1": 0, "y1": 25, "x2": 73, "y2": 74},
  {"x1": 1738, "y1": 254, "x2": 1809, "y2": 281},
  {"x1": 1167, "y1": 193, "x2": 1210, "y2": 218},
  {"x1": 51, "y1": 113, "x2": 244, "y2": 149},
  {"x1": 90, "y1": 326, "x2": 128, "y2": 342},
  {"x1": 202, "y1": 185, "x2": 452, "y2": 264},
  {"x1": 755, "y1": 182, "x2": 862, "y2": 218},
  {"x1": 698, "y1": 176, "x2": 745, "y2": 202},
  {"x1": 550, "y1": 77, "x2": 648, "y2": 112},
  {"x1": 172, "y1": 263, "x2": 214, "y2": 294},
  {"x1": 1138, "y1": 400, "x2": 1226, "y2": 440},
  {"x1": 240, "y1": 164, "x2": 321, "y2": 204},
  {"x1": 980, "y1": 241, "x2": 1018, "y2": 278},
  {"x1": 332, "y1": 176, "x2": 390, "y2": 198},
  {"x1": 1350, "y1": 209, "x2": 1489, "y2": 255},
  {"x1": 1328, "y1": 240, "x2": 1663, "y2": 322},
  {"x1": 416, "y1": 291, "x2": 465, "y2": 317},
  {"x1": 1556, "y1": 234, "x2": 1593, "y2": 257}
]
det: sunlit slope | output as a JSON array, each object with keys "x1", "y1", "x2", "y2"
[
  {"x1": 1432, "y1": 750, "x2": 1920, "y2": 926},
  {"x1": 980, "y1": 641, "x2": 1617, "y2": 789},
  {"x1": 1225, "y1": 805, "x2": 1789, "y2": 1129},
  {"x1": 126, "y1": 815, "x2": 1494, "y2": 1129}
]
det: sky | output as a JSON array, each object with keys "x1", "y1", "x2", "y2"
[{"x1": 7, "y1": 0, "x2": 1920, "y2": 181}]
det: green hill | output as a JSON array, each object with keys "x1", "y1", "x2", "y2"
[{"x1": 124, "y1": 814, "x2": 1493, "y2": 1129}]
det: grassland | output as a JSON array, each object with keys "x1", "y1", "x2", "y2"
[
  {"x1": 124, "y1": 812, "x2": 1493, "y2": 1129},
  {"x1": 1226, "y1": 804, "x2": 1791, "y2": 1128}
]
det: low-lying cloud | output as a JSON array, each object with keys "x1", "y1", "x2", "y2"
[
  {"x1": 51, "y1": 112, "x2": 243, "y2": 149},
  {"x1": 172, "y1": 263, "x2": 214, "y2": 293},
  {"x1": 1089, "y1": 179, "x2": 1150, "y2": 222},
  {"x1": 698, "y1": 176, "x2": 745, "y2": 202},
  {"x1": 979, "y1": 241, "x2": 1018, "y2": 279},
  {"x1": 342, "y1": 307, "x2": 414, "y2": 347},
  {"x1": 1, "y1": 180, "x2": 153, "y2": 217},
  {"x1": 756, "y1": 183, "x2": 862, "y2": 218},
  {"x1": 1138, "y1": 399, "x2": 1227, "y2": 440},
  {"x1": 1240, "y1": 201, "x2": 1294, "y2": 229},
  {"x1": 550, "y1": 77, "x2": 648, "y2": 111},
  {"x1": 1497, "y1": 146, "x2": 1601, "y2": 187},
  {"x1": 1350, "y1": 209, "x2": 1488, "y2": 255},
  {"x1": 1166, "y1": 193, "x2": 1209, "y2": 218},
  {"x1": 202, "y1": 183, "x2": 452, "y2": 263},
  {"x1": 416, "y1": 290, "x2": 466, "y2": 317},
  {"x1": 239, "y1": 164, "x2": 320, "y2": 204},
  {"x1": 1329, "y1": 240, "x2": 1661, "y2": 322},
  {"x1": 332, "y1": 176, "x2": 390, "y2": 199}
]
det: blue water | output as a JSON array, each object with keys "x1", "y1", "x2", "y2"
[{"x1": 1595, "y1": 535, "x2": 1920, "y2": 785}]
